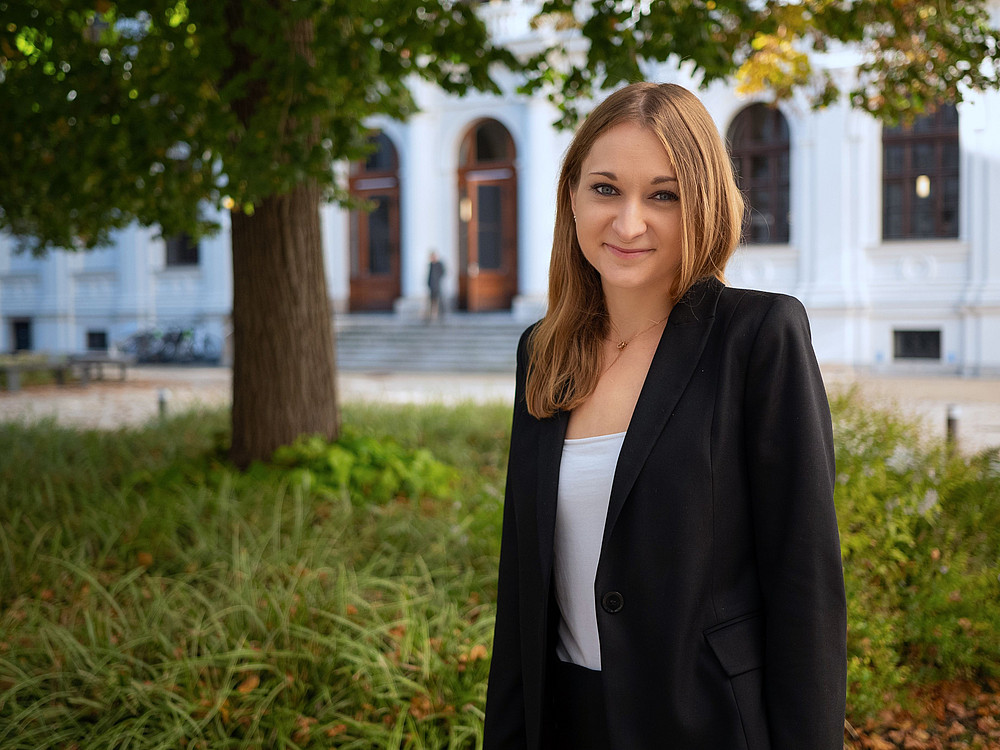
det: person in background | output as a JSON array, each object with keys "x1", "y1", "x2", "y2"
[
  {"x1": 427, "y1": 250, "x2": 445, "y2": 322},
  {"x1": 484, "y1": 82, "x2": 847, "y2": 749}
]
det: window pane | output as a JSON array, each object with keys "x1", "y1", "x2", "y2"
[
  {"x1": 13, "y1": 320, "x2": 32, "y2": 351},
  {"x1": 166, "y1": 234, "x2": 199, "y2": 266},
  {"x1": 884, "y1": 145, "x2": 904, "y2": 175},
  {"x1": 367, "y1": 196, "x2": 393, "y2": 275},
  {"x1": 751, "y1": 154, "x2": 769, "y2": 181},
  {"x1": 350, "y1": 211, "x2": 361, "y2": 276},
  {"x1": 87, "y1": 330, "x2": 108, "y2": 351},
  {"x1": 364, "y1": 133, "x2": 397, "y2": 172},
  {"x1": 913, "y1": 194, "x2": 934, "y2": 236},
  {"x1": 752, "y1": 188, "x2": 771, "y2": 211},
  {"x1": 894, "y1": 330, "x2": 941, "y2": 360},
  {"x1": 883, "y1": 183, "x2": 904, "y2": 239},
  {"x1": 475, "y1": 121, "x2": 512, "y2": 163},
  {"x1": 477, "y1": 184, "x2": 503, "y2": 270},
  {"x1": 775, "y1": 191, "x2": 790, "y2": 242},
  {"x1": 939, "y1": 104, "x2": 959, "y2": 128},
  {"x1": 942, "y1": 141, "x2": 959, "y2": 170},
  {"x1": 749, "y1": 214, "x2": 771, "y2": 243},
  {"x1": 730, "y1": 155, "x2": 744, "y2": 182},
  {"x1": 912, "y1": 143, "x2": 934, "y2": 172},
  {"x1": 941, "y1": 176, "x2": 959, "y2": 237}
]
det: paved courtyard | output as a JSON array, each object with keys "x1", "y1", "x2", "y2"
[{"x1": 1, "y1": 364, "x2": 998, "y2": 454}]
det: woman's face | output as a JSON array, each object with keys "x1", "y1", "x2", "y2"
[{"x1": 570, "y1": 121, "x2": 683, "y2": 298}]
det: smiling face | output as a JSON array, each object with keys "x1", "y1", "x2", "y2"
[{"x1": 570, "y1": 121, "x2": 684, "y2": 299}]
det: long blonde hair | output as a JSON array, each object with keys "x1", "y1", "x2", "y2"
[{"x1": 525, "y1": 82, "x2": 744, "y2": 419}]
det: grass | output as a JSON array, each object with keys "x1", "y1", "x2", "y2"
[{"x1": 1, "y1": 396, "x2": 999, "y2": 748}]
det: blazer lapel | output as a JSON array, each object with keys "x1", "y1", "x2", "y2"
[
  {"x1": 602, "y1": 278, "x2": 723, "y2": 546},
  {"x1": 536, "y1": 409, "x2": 568, "y2": 580}
]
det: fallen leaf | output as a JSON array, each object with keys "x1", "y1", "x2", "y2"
[
  {"x1": 326, "y1": 724, "x2": 347, "y2": 738},
  {"x1": 236, "y1": 674, "x2": 260, "y2": 694}
]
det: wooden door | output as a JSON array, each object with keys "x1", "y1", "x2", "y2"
[
  {"x1": 349, "y1": 133, "x2": 401, "y2": 311},
  {"x1": 457, "y1": 120, "x2": 518, "y2": 311}
]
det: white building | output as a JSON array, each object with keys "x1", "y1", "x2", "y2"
[{"x1": 3, "y1": 0, "x2": 999, "y2": 374}]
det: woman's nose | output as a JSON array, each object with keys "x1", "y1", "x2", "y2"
[{"x1": 612, "y1": 200, "x2": 646, "y2": 241}]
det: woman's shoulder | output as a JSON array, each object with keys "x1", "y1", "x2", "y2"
[
  {"x1": 516, "y1": 320, "x2": 542, "y2": 357},
  {"x1": 718, "y1": 284, "x2": 810, "y2": 326}
]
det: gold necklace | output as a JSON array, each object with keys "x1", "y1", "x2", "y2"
[{"x1": 612, "y1": 314, "x2": 669, "y2": 351}]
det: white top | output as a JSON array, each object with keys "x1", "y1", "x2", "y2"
[{"x1": 553, "y1": 430, "x2": 627, "y2": 670}]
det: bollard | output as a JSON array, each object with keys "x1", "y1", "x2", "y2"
[
  {"x1": 158, "y1": 388, "x2": 171, "y2": 420},
  {"x1": 946, "y1": 404, "x2": 960, "y2": 448}
]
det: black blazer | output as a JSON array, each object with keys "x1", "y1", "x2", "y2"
[{"x1": 484, "y1": 278, "x2": 847, "y2": 749}]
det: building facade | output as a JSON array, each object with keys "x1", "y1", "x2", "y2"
[{"x1": 2, "y1": 0, "x2": 999, "y2": 373}]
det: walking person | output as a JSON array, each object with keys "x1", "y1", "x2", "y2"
[
  {"x1": 427, "y1": 250, "x2": 445, "y2": 322},
  {"x1": 484, "y1": 82, "x2": 847, "y2": 749}
]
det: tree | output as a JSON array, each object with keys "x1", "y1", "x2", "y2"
[
  {"x1": 0, "y1": 0, "x2": 512, "y2": 467},
  {"x1": 2, "y1": 1, "x2": 997, "y2": 467},
  {"x1": 527, "y1": 0, "x2": 999, "y2": 127}
]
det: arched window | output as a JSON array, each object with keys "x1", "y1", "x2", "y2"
[
  {"x1": 727, "y1": 104, "x2": 790, "y2": 244},
  {"x1": 457, "y1": 119, "x2": 518, "y2": 311},
  {"x1": 349, "y1": 132, "x2": 401, "y2": 311},
  {"x1": 882, "y1": 105, "x2": 959, "y2": 240}
]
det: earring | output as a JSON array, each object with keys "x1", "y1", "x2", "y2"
[{"x1": 573, "y1": 214, "x2": 577, "y2": 222}]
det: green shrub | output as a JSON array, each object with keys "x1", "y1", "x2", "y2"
[
  {"x1": 831, "y1": 388, "x2": 1000, "y2": 716},
  {"x1": 267, "y1": 430, "x2": 458, "y2": 505}
]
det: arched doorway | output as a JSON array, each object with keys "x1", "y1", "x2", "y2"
[
  {"x1": 457, "y1": 119, "x2": 518, "y2": 311},
  {"x1": 349, "y1": 132, "x2": 401, "y2": 311}
]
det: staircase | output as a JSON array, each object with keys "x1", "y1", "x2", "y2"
[{"x1": 333, "y1": 313, "x2": 529, "y2": 373}]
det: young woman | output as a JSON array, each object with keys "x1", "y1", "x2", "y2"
[{"x1": 484, "y1": 82, "x2": 847, "y2": 749}]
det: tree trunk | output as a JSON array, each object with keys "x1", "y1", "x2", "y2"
[
  {"x1": 228, "y1": 181, "x2": 339, "y2": 468},
  {"x1": 222, "y1": 5, "x2": 339, "y2": 468}
]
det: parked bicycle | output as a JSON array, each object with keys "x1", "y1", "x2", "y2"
[{"x1": 116, "y1": 326, "x2": 221, "y2": 364}]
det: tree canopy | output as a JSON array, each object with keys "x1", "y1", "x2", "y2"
[
  {"x1": 0, "y1": 0, "x2": 512, "y2": 254},
  {"x1": 527, "y1": 0, "x2": 1000, "y2": 128}
]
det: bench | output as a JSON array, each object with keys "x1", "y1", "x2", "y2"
[
  {"x1": 67, "y1": 354, "x2": 131, "y2": 386},
  {"x1": 0, "y1": 354, "x2": 132, "y2": 392},
  {"x1": 0, "y1": 358, "x2": 71, "y2": 392}
]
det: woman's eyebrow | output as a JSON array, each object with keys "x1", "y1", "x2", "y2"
[{"x1": 587, "y1": 171, "x2": 678, "y2": 184}]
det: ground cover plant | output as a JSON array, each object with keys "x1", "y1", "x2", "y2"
[{"x1": 1, "y1": 395, "x2": 998, "y2": 748}]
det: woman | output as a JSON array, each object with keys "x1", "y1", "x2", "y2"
[{"x1": 484, "y1": 82, "x2": 846, "y2": 749}]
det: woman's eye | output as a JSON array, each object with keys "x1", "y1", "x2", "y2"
[
  {"x1": 592, "y1": 184, "x2": 618, "y2": 197},
  {"x1": 652, "y1": 190, "x2": 679, "y2": 202}
]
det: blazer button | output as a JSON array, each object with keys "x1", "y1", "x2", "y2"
[{"x1": 601, "y1": 591, "x2": 624, "y2": 614}]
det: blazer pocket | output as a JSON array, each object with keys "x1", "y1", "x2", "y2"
[
  {"x1": 704, "y1": 612, "x2": 771, "y2": 750},
  {"x1": 703, "y1": 611, "x2": 765, "y2": 677}
]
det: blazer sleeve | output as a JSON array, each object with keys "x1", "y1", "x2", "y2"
[
  {"x1": 742, "y1": 295, "x2": 847, "y2": 749},
  {"x1": 483, "y1": 328, "x2": 532, "y2": 749}
]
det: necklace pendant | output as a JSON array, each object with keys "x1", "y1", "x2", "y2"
[{"x1": 617, "y1": 341, "x2": 628, "y2": 351}]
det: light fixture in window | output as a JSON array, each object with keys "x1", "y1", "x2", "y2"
[{"x1": 915, "y1": 174, "x2": 931, "y2": 199}]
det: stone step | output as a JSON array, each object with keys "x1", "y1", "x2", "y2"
[{"x1": 333, "y1": 314, "x2": 529, "y2": 373}]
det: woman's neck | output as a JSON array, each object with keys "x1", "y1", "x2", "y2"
[{"x1": 603, "y1": 286, "x2": 673, "y2": 340}]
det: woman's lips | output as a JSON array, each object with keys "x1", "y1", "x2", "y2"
[{"x1": 605, "y1": 243, "x2": 652, "y2": 258}]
